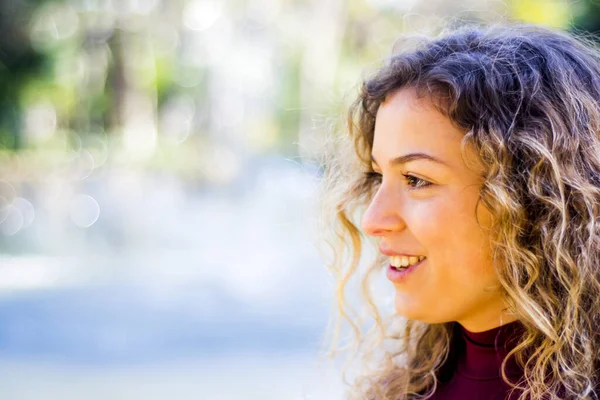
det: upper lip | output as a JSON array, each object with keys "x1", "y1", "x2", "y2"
[{"x1": 379, "y1": 247, "x2": 424, "y2": 257}]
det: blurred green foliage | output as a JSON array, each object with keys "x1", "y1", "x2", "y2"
[
  {"x1": 0, "y1": 0, "x2": 52, "y2": 149},
  {"x1": 0, "y1": 0, "x2": 598, "y2": 165},
  {"x1": 571, "y1": 0, "x2": 600, "y2": 38}
]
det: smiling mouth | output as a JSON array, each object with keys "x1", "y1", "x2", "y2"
[{"x1": 389, "y1": 255, "x2": 426, "y2": 270}]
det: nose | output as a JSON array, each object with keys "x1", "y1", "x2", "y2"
[{"x1": 361, "y1": 187, "x2": 406, "y2": 237}]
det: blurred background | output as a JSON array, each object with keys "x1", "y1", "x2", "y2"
[{"x1": 0, "y1": 0, "x2": 598, "y2": 398}]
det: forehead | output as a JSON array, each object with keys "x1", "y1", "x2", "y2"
[{"x1": 372, "y1": 88, "x2": 466, "y2": 166}]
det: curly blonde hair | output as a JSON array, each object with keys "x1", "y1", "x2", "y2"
[{"x1": 318, "y1": 23, "x2": 600, "y2": 400}]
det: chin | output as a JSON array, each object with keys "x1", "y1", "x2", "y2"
[
  {"x1": 394, "y1": 303, "x2": 452, "y2": 325},
  {"x1": 394, "y1": 305, "x2": 424, "y2": 322}
]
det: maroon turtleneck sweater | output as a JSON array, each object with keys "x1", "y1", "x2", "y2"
[{"x1": 429, "y1": 320, "x2": 525, "y2": 400}]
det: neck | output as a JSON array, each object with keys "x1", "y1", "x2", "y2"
[{"x1": 458, "y1": 311, "x2": 519, "y2": 333}]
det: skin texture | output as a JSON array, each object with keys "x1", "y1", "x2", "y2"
[{"x1": 361, "y1": 87, "x2": 517, "y2": 332}]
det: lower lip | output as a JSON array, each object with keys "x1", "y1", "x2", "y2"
[{"x1": 386, "y1": 259, "x2": 425, "y2": 283}]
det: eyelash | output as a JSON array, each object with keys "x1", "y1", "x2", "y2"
[{"x1": 364, "y1": 171, "x2": 432, "y2": 190}]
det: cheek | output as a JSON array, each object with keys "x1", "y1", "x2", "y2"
[{"x1": 407, "y1": 195, "x2": 495, "y2": 278}]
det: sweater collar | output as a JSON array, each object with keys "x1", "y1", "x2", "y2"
[{"x1": 457, "y1": 320, "x2": 524, "y2": 380}]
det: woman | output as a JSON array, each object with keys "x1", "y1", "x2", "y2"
[{"x1": 318, "y1": 23, "x2": 600, "y2": 399}]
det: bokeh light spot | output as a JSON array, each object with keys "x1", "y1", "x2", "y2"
[
  {"x1": 1, "y1": 206, "x2": 24, "y2": 236},
  {"x1": 70, "y1": 194, "x2": 100, "y2": 228},
  {"x1": 183, "y1": 0, "x2": 222, "y2": 31}
]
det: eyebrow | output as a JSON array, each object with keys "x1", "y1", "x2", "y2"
[{"x1": 370, "y1": 152, "x2": 449, "y2": 167}]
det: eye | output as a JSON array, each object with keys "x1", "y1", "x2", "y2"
[
  {"x1": 403, "y1": 174, "x2": 432, "y2": 189},
  {"x1": 363, "y1": 171, "x2": 432, "y2": 190}
]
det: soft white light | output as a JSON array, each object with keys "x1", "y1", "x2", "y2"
[
  {"x1": 173, "y1": 64, "x2": 204, "y2": 88},
  {"x1": 0, "y1": 256, "x2": 59, "y2": 290},
  {"x1": 112, "y1": 0, "x2": 159, "y2": 15},
  {"x1": 214, "y1": 91, "x2": 245, "y2": 129},
  {"x1": 0, "y1": 197, "x2": 10, "y2": 224},
  {"x1": 13, "y1": 198, "x2": 35, "y2": 229},
  {"x1": 366, "y1": 0, "x2": 417, "y2": 11},
  {"x1": 203, "y1": 146, "x2": 240, "y2": 184},
  {"x1": 183, "y1": 0, "x2": 222, "y2": 31},
  {"x1": 0, "y1": 181, "x2": 16, "y2": 204},
  {"x1": 70, "y1": 194, "x2": 100, "y2": 228},
  {"x1": 1, "y1": 206, "x2": 23, "y2": 236},
  {"x1": 24, "y1": 103, "x2": 57, "y2": 142},
  {"x1": 160, "y1": 95, "x2": 195, "y2": 143},
  {"x1": 85, "y1": 134, "x2": 108, "y2": 168},
  {"x1": 68, "y1": 150, "x2": 96, "y2": 181},
  {"x1": 30, "y1": 3, "x2": 79, "y2": 49},
  {"x1": 123, "y1": 117, "x2": 158, "y2": 160}
]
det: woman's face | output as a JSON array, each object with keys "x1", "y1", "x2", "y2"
[{"x1": 361, "y1": 87, "x2": 510, "y2": 332}]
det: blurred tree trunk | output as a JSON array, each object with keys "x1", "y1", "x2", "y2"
[
  {"x1": 106, "y1": 28, "x2": 127, "y2": 133},
  {"x1": 0, "y1": 0, "x2": 48, "y2": 150}
]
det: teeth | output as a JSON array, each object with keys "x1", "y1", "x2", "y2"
[{"x1": 390, "y1": 255, "x2": 425, "y2": 268}]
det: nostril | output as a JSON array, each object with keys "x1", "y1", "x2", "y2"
[{"x1": 361, "y1": 212, "x2": 379, "y2": 236}]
